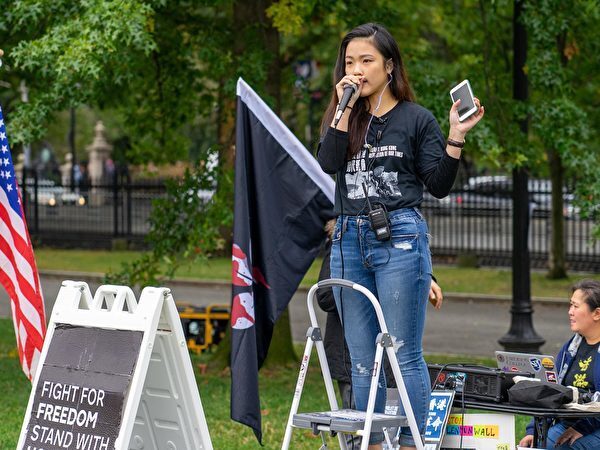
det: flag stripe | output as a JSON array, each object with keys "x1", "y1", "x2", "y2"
[
  {"x1": 0, "y1": 227, "x2": 45, "y2": 333},
  {"x1": 236, "y1": 78, "x2": 335, "y2": 204},
  {"x1": 9, "y1": 297, "x2": 43, "y2": 380},
  {"x1": 0, "y1": 186, "x2": 28, "y2": 240},
  {"x1": 0, "y1": 105, "x2": 46, "y2": 380},
  {"x1": 0, "y1": 199, "x2": 37, "y2": 288},
  {"x1": 0, "y1": 209, "x2": 44, "y2": 325},
  {"x1": 0, "y1": 245, "x2": 44, "y2": 339},
  {"x1": 30, "y1": 347, "x2": 42, "y2": 379}
]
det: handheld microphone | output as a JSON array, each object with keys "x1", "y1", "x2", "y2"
[{"x1": 333, "y1": 83, "x2": 358, "y2": 126}]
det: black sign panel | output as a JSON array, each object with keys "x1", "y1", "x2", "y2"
[{"x1": 23, "y1": 324, "x2": 143, "y2": 450}]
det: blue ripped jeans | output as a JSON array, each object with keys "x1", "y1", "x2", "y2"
[{"x1": 330, "y1": 208, "x2": 432, "y2": 447}]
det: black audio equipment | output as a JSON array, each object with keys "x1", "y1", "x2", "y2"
[
  {"x1": 428, "y1": 363, "x2": 534, "y2": 403},
  {"x1": 361, "y1": 182, "x2": 391, "y2": 241}
]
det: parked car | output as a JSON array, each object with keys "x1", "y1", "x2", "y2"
[
  {"x1": 443, "y1": 176, "x2": 577, "y2": 218},
  {"x1": 528, "y1": 179, "x2": 577, "y2": 219},
  {"x1": 445, "y1": 176, "x2": 513, "y2": 217},
  {"x1": 25, "y1": 179, "x2": 86, "y2": 207}
]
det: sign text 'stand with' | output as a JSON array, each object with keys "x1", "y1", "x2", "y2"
[{"x1": 22, "y1": 325, "x2": 142, "y2": 450}]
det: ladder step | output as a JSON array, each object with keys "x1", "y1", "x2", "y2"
[{"x1": 293, "y1": 409, "x2": 408, "y2": 433}]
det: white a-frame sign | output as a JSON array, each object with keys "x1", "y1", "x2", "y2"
[{"x1": 18, "y1": 281, "x2": 213, "y2": 450}]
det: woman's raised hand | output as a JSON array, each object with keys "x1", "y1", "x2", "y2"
[{"x1": 449, "y1": 97, "x2": 485, "y2": 138}]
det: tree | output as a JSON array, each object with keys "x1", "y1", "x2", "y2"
[
  {"x1": 523, "y1": 0, "x2": 600, "y2": 278},
  {"x1": 4, "y1": 0, "x2": 600, "y2": 365},
  {"x1": 4, "y1": 0, "x2": 386, "y2": 368},
  {"x1": 2, "y1": 0, "x2": 300, "y2": 369}
]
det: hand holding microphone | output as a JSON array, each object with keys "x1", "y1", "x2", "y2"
[{"x1": 333, "y1": 76, "x2": 362, "y2": 127}]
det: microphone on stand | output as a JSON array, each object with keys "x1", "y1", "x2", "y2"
[{"x1": 333, "y1": 83, "x2": 358, "y2": 126}]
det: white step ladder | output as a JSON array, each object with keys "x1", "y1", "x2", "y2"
[{"x1": 282, "y1": 278, "x2": 425, "y2": 450}]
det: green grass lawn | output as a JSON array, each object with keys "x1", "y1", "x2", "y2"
[
  {"x1": 0, "y1": 318, "x2": 32, "y2": 449},
  {"x1": 4, "y1": 249, "x2": 575, "y2": 447},
  {"x1": 34, "y1": 249, "x2": 596, "y2": 298},
  {"x1": 1, "y1": 318, "x2": 531, "y2": 449}
]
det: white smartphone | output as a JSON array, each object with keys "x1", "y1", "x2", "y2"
[{"x1": 450, "y1": 79, "x2": 478, "y2": 122}]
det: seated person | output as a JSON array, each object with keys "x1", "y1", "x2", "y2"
[{"x1": 519, "y1": 279, "x2": 600, "y2": 449}]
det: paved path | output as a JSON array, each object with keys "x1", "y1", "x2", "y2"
[{"x1": 0, "y1": 271, "x2": 573, "y2": 358}]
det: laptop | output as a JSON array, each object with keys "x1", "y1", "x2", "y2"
[{"x1": 495, "y1": 351, "x2": 558, "y2": 383}]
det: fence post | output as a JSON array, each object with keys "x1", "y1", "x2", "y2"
[
  {"x1": 113, "y1": 171, "x2": 119, "y2": 237},
  {"x1": 33, "y1": 170, "x2": 39, "y2": 233},
  {"x1": 126, "y1": 173, "x2": 132, "y2": 237},
  {"x1": 21, "y1": 168, "x2": 28, "y2": 225}
]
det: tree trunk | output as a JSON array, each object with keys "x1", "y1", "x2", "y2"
[
  {"x1": 263, "y1": 308, "x2": 297, "y2": 368},
  {"x1": 544, "y1": 31, "x2": 569, "y2": 279},
  {"x1": 207, "y1": 325, "x2": 231, "y2": 371},
  {"x1": 216, "y1": 80, "x2": 236, "y2": 170},
  {"x1": 210, "y1": 0, "x2": 296, "y2": 369},
  {"x1": 208, "y1": 308, "x2": 298, "y2": 370},
  {"x1": 233, "y1": 0, "x2": 294, "y2": 366},
  {"x1": 546, "y1": 149, "x2": 567, "y2": 278},
  {"x1": 217, "y1": 0, "x2": 281, "y2": 168},
  {"x1": 233, "y1": 0, "x2": 281, "y2": 113}
]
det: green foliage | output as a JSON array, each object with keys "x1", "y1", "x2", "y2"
[
  {"x1": 3, "y1": 0, "x2": 599, "y2": 251},
  {"x1": 3, "y1": 1, "x2": 236, "y2": 163},
  {"x1": 105, "y1": 154, "x2": 233, "y2": 287},
  {"x1": 266, "y1": 0, "x2": 311, "y2": 36},
  {"x1": 522, "y1": 0, "x2": 600, "y2": 233},
  {"x1": 530, "y1": 98, "x2": 590, "y2": 162},
  {"x1": 413, "y1": 0, "x2": 533, "y2": 169},
  {"x1": 7, "y1": 1, "x2": 157, "y2": 144},
  {"x1": 2, "y1": 0, "x2": 301, "y2": 163}
]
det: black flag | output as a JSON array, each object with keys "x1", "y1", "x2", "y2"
[{"x1": 230, "y1": 78, "x2": 335, "y2": 443}]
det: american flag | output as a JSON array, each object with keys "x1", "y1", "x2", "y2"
[{"x1": 0, "y1": 104, "x2": 46, "y2": 380}]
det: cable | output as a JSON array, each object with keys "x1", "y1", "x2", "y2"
[
  {"x1": 431, "y1": 363, "x2": 455, "y2": 391},
  {"x1": 333, "y1": 98, "x2": 351, "y2": 450},
  {"x1": 351, "y1": 76, "x2": 393, "y2": 218},
  {"x1": 459, "y1": 388, "x2": 466, "y2": 449},
  {"x1": 362, "y1": 76, "x2": 391, "y2": 150},
  {"x1": 431, "y1": 362, "x2": 507, "y2": 449},
  {"x1": 332, "y1": 74, "x2": 391, "y2": 449},
  {"x1": 430, "y1": 363, "x2": 472, "y2": 449}
]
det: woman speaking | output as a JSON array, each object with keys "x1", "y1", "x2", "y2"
[{"x1": 317, "y1": 23, "x2": 484, "y2": 449}]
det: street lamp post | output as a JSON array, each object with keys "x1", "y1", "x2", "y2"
[{"x1": 499, "y1": 0, "x2": 545, "y2": 352}]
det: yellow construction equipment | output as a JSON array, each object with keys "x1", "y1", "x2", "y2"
[{"x1": 177, "y1": 303, "x2": 230, "y2": 353}]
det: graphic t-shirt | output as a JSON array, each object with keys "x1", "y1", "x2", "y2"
[
  {"x1": 564, "y1": 340, "x2": 599, "y2": 391},
  {"x1": 317, "y1": 101, "x2": 459, "y2": 215}
]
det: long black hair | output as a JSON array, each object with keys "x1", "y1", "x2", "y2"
[{"x1": 320, "y1": 23, "x2": 415, "y2": 158}]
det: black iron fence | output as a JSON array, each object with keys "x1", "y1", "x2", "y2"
[
  {"x1": 20, "y1": 173, "x2": 600, "y2": 271},
  {"x1": 21, "y1": 172, "x2": 165, "y2": 249},
  {"x1": 421, "y1": 177, "x2": 600, "y2": 272}
]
